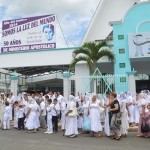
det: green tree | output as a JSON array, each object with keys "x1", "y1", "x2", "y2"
[{"x1": 70, "y1": 41, "x2": 115, "y2": 74}]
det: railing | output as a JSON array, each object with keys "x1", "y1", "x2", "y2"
[{"x1": 78, "y1": 74, "x2": 128, "y2": 94}]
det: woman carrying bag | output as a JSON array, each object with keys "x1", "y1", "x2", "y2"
[
  {"x1": 106, "y1": 92, "x2": 121, "y2": 140},
  {"x1": 65, "y1": 95, "x2": 78, "y2": 138}
]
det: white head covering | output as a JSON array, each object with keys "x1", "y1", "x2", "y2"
[
  {"x1": 127, "y1": 92, "x2": 132, "y2": 97},
  {"x1": 89, "y1": 93, "x2": 97, "y2": 103},
  {"x1": 139, "y1": 92, "x2": 145, "y2": 99},
  {"x1": 29, "y1": 98, "x2": 35, "y2": 104},
  {"x1": 69, "y1": 95, "x2": 76, "y2": 102}
]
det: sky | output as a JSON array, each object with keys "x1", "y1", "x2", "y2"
[{"x1": 0, "y1": 0, "x2": 101, "y2": 48}]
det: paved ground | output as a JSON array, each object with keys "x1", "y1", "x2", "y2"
[{"x1": 0, "y1": 129, "x2": 149, "y2": 150}]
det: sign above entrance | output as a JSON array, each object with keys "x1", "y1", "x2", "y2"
[
  {"x1": 1, "y1": 14, "x2": 56, "y2": 53},
  {"x1": 128, "y1": 33, "x2": 150, "y2": 58}
]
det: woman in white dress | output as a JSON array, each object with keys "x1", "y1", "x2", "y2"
[
  {"x1": 35, "y1": 102, "x2": 40, "y2": 130},
  {"x1": 120, "y1": 93, "x2": 129, "y2": 137},
  {"x1": 61, "y1": 97, "x2": 66, "y2": 130},
  {"x1": 126, "y1": 92, "x2": 135, "y2": 127},
  {"x1": 65, "y1": 95, "x2": 78, "y2": 138},
  {"x1": 77, "y1": 97, "x2": 84, "y2": 133},
  {"x1": 25, "y1": 99, "x2": 38, "y2": 133},
  {"x1": 134, "y1": 94, "x2": 140, "y2": 125},
  {"x1": 82, "y1": 97, "x2": 90, "y2": 132},
  {"x1": 6, "y1": 93, "x2": 13, "y2": 121},
  {"x1": 137, "y1": 93, "x2": 149, "y2": 137},
  {"x1": 104, "y1": 94, "x2": 112, "y2": 137},
  {"x1": 89, "y1": 94, "x2": 103, "y2": 137},
  {"x1": 13, "y1": 101, "x2": 19, "y2": 128},
  {"x1": 82, "y1": 99, "x2": 90, "y2": 118},
  {"x1": 0, "y1": 94, "x2": 6, "y2": 128}
]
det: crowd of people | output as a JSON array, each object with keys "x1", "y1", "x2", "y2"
[{"x1": 0, "y1": 90, "x2": 150, "y2": 140}]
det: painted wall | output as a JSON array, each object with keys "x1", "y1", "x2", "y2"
[
  {"x1": 82, "y1": 0, "x2": 139, "y2": 43},
  {"x1": 112, "y1": 2, "x2": 150, "y2": 92}
]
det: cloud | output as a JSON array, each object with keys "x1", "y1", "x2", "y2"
[{"x1": 0, "y1": 0, "x2": 100, "y2": 48}]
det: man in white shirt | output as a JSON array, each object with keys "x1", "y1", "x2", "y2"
[{"x1": 39, "y1": 98, "x2": 46, "y2": 129}]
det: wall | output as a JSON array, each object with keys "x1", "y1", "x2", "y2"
[
  {"x1": 0, "y1": 48, "x2": 77, "y2": 68},
  {"x1": 82, "y1": 0, "x2": 139, "y2": 43},
  {"x1": 112, "y1": 2, "x2": 150, "y2": 92},
  {"x1": 74, "y1": 63, "x2": 90, "y2": 94}
]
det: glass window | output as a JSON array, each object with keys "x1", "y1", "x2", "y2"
[
  {"x1": 120, "y1": 77, "x2": 126, "y2": 82},
  {"x1": 119, "y1": 63, "x2": 125, "y2": 68},
  {"x1": 118, "y1": 35, "x2": 124, "y2": 40},
  {"x1": 119, "y1": 48, "x2": 125, "y2": 54}
]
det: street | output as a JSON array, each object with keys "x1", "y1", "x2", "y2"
[{"x1": 0, "y1": 129, "x2": 149, "y2": 150}]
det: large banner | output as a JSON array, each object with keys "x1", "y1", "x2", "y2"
[
  {"x1": 128, "y1": 33, "x2": 150, "y2": 58},
  {"x1": 1, "y1": 14, "x2": 56, "y2": 53}
]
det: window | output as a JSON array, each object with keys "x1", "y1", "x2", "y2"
[
  {"x1": 120, "y1": 77, "x2": 126, "y2": 82},
  {"x1": 118, "y1": 35, "x2": 124, "y2": 40},
  {"x1": 119, "y1": 48, "x2": 125, "y2": 54},
  {"x1": 119, "y1": 63, "x2": 125, "y2": 68}
]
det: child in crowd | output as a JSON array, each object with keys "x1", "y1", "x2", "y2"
[
  {"x1": 3, "y1": 101, "x2": 11, "y2": 130},
  {"x1": 45, "y1": 99, "x2": 53, "y2": 134},
  {"x1": 52, "y1": 99, "x2": 60, "y2": 132},
  {"x1": 17, "y1": 104, "x2": 25, "y2": 130}
]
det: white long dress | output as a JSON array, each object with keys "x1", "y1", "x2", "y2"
[
  {"x1": 65, "y1": 101, "x2": 78, "y2": 136},
  {"x1": 77, "y1": 102, "x2": 83, "y2": 129},
  {"x1": 90, "y1": 100, "x2": 102, "y2": 132},
  {"x1": 14, "y1": 107, "x2": 18, "y2": 128},
  {"x1": 127, "y1": 96, "x2": 134, "y2": 123},
  {"x1": 104, "y1": 101, "x2": 111, "y2": 136},
  {"x1": 26, "y1": 104, "x2": 38, "y2": 130},
  {"x1": 7, "y1": 98, "x2": 13, "y2": 120},
  {"x1": 35, "y1": 103, "x2": 40, "y2": 129},
  {"x1": 120, "y1": 99, "x2": 129, "y2": 135},
  {"x1": 61, "y1": 101, "x2": 66, "y2": 130},
  {"x1": 82, "y1": 101, "x2": 89, "y2": 118},
  {"x1": 0, "y1": 101, "x2": 5, "y2": 128},
  {"x1": 134, "y1": 100, "x2": 140, "y2": 124}
]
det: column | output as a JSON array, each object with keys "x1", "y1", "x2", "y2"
[
  {"x1": 75, "y1": 64, "x2": 90, "y2": 94},
  {"x1": 62, "y1": 72, "x2": 72, "y2": 100},
  {"x1": 10, "y1": 71, "x2": 19, "y2": 98},
  {"x1": 10, "y1": 73, "x2": 18, "y2": 97},
  {"x1": 126, "y1": 70, "x2": 137, "y2": 96}
]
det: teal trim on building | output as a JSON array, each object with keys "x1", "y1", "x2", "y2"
[
  {"x1": 111, "y1": 2, "x2": 150, "y2": 93},
  {"x1": 0, "y1": 47, "x2": 80, "y2": 56}
]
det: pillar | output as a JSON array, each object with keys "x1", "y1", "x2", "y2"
[
  {"x1": 62, "y1": 72, "x2": 72, "y2": 100},
  {"x1": 75, "y1": 64, "x2": 90, "y2": 94},
  {"x1": 10, "y1": 71, "x2": 19, "y2": 97},
  {"x1": 126, "y1": 70, "x2": 137, "y2": 95}
]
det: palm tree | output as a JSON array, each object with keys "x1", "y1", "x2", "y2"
[{"x1": 70, "y1": 41, "x2": 115, "y2": 74}]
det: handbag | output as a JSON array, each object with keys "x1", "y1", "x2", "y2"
[
  {"x1": 141, "y1": 118, "x2": 150, "y2": 133},
  {"x1": 68, "y1": 107, "x2": 78, "y2": 117},
  {"x1": 115, "y1": 113, "x2": 121, "y2": 126}
]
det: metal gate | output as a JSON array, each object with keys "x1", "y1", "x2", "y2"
[{"x1": 80, "y1": 68, "x2": 128, "y2": 94}]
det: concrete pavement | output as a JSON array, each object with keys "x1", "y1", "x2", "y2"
[{"x1": 0, "y1": 128, "x2": 149, "y2": 150}]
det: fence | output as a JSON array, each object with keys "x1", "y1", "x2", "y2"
[{"x1": 80, "y1": 74, "x2": 128, "y2": 94}]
